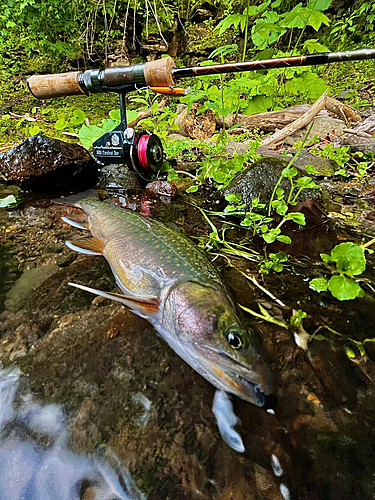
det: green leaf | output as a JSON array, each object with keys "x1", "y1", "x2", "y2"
[
  {"x1": 303, "y1": 39, "x2": 329, "y2": 54},
  {"x1": 28, "y1": 125, "x2": 40, "y2": 136},
  {"x1": 313, "y1": 334, "x2": 328, "y2": 341},
  {"x1": 328, "y1": 275, "x2": 365, "y2": 300},
  {"x1": 309, "y1": 277, "x2": 328, "y2": 292},
  {"x1": 277, "y1": 235, "x2": 291, "y2": 244},
  {"x1": 186, "y1": 185, "x2": 199, "y2": 193},
  {"x1": 243, "y1": 95, "x2": 273, "y2": 115},
  {"x1": 225, "y1": 193, "x2": 242, "y2": 202},
  {"x1": 109, "y1": 109, "x2": 121, "y2": 121},
  {"x1": 285, "y1": 212, "x2": 306, "y2": 225},
  {"x1": 305, "y1": 164, "x2": 320, "y2": 175},
  {"x1": 320, "y1": 253, "x2": 331, "y2": 263},
  {"x1": 69, "y1": 109, "x2": 85, "y2": 126},
  {"x1": 307, "y1": 11, "x2": 330, "y2": 31},
  {"x1": 54, "y1": 118, "x2": 68, "y2": 130},
  {"x1": 307, "y1": 0, "x2": 332, "y2": 10},
  {"x1": 330, "y1": 242, "x2": 366, "y2": 276},
  {"x1": 282, "y1": 166, "x2": 298, "y2": 179},
  {"x1": 78, "y1": 124, "x2": 107, "y2": 149},
  {"x1": 167, "y1": 171, "x2": 178, "y2": 181},
  {"x1": 0, "y1": 195, "x2": 18, "y2": 208},
  {"x1": 345, "y1": 347, "x2": 356, "y2": 359},
  {"x1": 263, "y1": 233, "x2": 277, "y2": 244}
]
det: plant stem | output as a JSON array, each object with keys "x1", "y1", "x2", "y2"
[{"x1": 362, "y1": 237, "x2": 375, "y2": 249}]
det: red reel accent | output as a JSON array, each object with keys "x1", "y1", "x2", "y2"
[{"x1": 137, "y1": 134, "x2": 151, "y2": 172}]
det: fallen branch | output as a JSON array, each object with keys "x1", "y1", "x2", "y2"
[
  {"x1": 325, "y1": 96, "x2": 362, "y2": 124},
  {"x1": 260, "y1": 90, "x2": 328, "y2": 147},
  {"x1": 222, "y1": 104, "x2": 320, "y2": 132}
]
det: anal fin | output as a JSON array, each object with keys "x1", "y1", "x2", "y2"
[
  {"x1": 66, "y1": 237, "x2": 103, "y2": 256},
  {"x1": 68, "y1": 282, "x2": 160, "y2": 317}
]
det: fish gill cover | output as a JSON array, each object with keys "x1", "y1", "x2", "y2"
[{"x1": 0, "y1": 365, "x2": 145, "y2": 500}]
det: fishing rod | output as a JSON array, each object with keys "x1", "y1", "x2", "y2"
[{"x1": 27, "y1": 48, "x2": 375, "y2": 180}]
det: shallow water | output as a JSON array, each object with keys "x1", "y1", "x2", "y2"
[
  {"x1": 1, "y1": 187, "x2": 375, "y2": 500},
  {"x1": 0, "y1": 366, "x2": 144, "y2": 500}
]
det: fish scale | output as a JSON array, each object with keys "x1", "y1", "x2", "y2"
[{"x1": 75, "y1": 199, "x2": 221, "y2": 300}]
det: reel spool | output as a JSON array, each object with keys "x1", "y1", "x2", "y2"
[{"x1": 131, "y1": 133, "x2": 164, "y2": 180}]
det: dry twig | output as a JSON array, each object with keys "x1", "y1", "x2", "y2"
[{"x1": 260, "y1": 90, "x2": 328, "y2": 147}]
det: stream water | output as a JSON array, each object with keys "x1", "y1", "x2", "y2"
[{"x1": 1, "y1": 178, "x2": 375, "y2": 500}]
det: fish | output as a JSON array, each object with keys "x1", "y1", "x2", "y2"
[{"x1": 59, "y1": 191, "x2": 273, "y2": 448}]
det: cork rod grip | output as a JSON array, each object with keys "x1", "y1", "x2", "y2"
[
  {"x1": 144, "y1": 57, "x2": 175, "y2": 87},
  {"x1": 27, "y1": 71, "x2": 86, "y2": 99}
]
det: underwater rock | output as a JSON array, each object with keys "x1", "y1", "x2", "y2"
[
  {"x1": 224, "y1": 156, "x2": 321, "y2": 208},
  {"x1": 0, "y1": 135, "x2": 98, "y2": 191},
  {"x1": 96, "y1": 164, "x2": 142, "y2": 194},
  {"x1": 0, "y1": 366, "x2": 145, "y2": 500}
]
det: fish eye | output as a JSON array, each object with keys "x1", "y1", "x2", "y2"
[{"x1": 227, "y1": 331, "x2": 243, "y2": 349}]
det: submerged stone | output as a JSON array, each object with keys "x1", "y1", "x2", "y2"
[
  {"x1": 96, "y1": 164, "x2": 141, "y2": 194},
  {"x1": 0, "y1": 135, "x2": 98, "y2": 191}
]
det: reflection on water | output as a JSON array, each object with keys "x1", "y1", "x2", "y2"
[{"x1": 0, "y1": 366, "x2": 145, "y2": 500}]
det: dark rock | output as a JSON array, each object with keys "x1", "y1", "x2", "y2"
[
  {"x1": 0, "y1": 135, "x2": 98, "y2": 191},
  {"x1": 95, "y1": 164, "x2": 142, "y2": 194},
  {"x1": 191, "y1": 7, "x2": 216, "y2": 23},
  {"x1": 224, "y1": 157, "x2": 321, "y2": 209},
  {"x1": 145, "y1": 180, "x2": 178, "y2": 198}
]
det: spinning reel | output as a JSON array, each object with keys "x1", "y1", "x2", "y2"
[{"x1": 91, "y1": 93, "x2": 164, "y2": 181}]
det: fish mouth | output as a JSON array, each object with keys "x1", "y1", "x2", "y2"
[{"x1": 197, "y1": 349, "x2": 273, "y2": 407}]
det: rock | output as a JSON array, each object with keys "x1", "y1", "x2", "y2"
[
  {"x1": 339, "y1": 133, "x2": 375, "y2": 154},
  {"x1": 224, "y1": 157, "x2": 320, "y2": 209},
  {"x1": 292, "y1": 149, "x2": 338, "y2": 177},
  {"x1": 0, "y1": 135, "x2": 98, "y2": 190},
  {"x1": 224, "y1": 139, "x2": 252, "y2": 156},
  {"x1": 190, "y1": 3, "x2": 217, "y2": 23},
  {"x1": 145, "y1": 180, "x2": 178, "y2": 198},
  {"x1": 166, "y1": 133, "x2": 191, "y2": 143},
  {"x1": 283, "y1": 115, "x2": 346, "y2": 146},
  {"x1": 5, "y1": 263, "x2": 59, "y2": 312},
  {"x1": 95, "y1": 164, "x2": 142, "y2": 194}
]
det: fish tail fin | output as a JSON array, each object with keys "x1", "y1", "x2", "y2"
[{"x1": 52, "y1": 189, "x2": 99, "y2": 207}]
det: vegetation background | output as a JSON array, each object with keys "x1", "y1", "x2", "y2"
[{"x1": 0, "y1": 0, "x2": 374, "y2": 147}]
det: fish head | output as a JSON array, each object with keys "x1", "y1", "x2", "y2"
[{"x1": 162, "y1": 281, "x2": 273, "y2": 406}]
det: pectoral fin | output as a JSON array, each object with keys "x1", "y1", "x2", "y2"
[
  {"x1": 66, "y1": 237, "x2": 104, "y2": 255},
  {"x1": 61, "y1": 216, "x2": 89, "y2": 231},
  {"x1": 68, "y1": 282, "x2": 160, "y2": 317}
]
